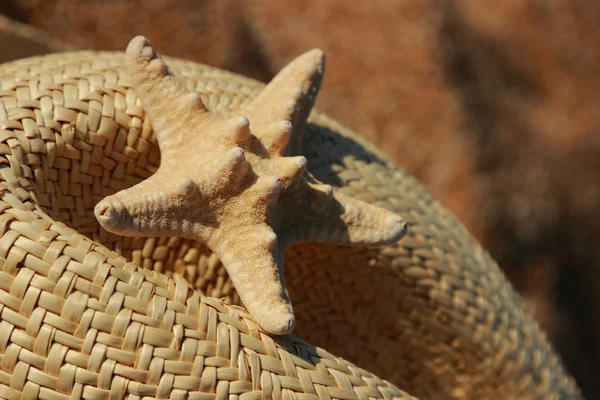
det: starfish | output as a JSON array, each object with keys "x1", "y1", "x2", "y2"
[{"x1": 95, "y1": 36, "x2": 407, "y2": 335}]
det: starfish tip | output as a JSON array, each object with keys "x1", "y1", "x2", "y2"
[
  {"x1": 295, "y1": 156, "x2": 307, "y2": 168},
  {"x1": 234, "y1": 116, "x2": 250, "y2": 127},
  {"x1": 227, "y1": 116, "x2": 251, "y2": 142},
  {"x1": 126, "y1": 36, "x2": 151, "y2": 57},
  {"x1": 259, "y1": 311, "x2": 296, "y2": 336},
  {"x1": 280, "y1": 120, "x2": 292, "y2": 132},
  {"x1": 279, "y1": 156, "x2": 307, "y2": 182},
  {"x1": 303, "y1": 48, "x2": 326, "y2": 69},
  {"x1": 230, "y1": 146, "x2": 245, "y2": 158},
  {"x1": 222, "y1": 147, "x2": 248, "y2": 175},
  {"x1": 263, "y1": 121, "x2": 293, "y2": 153},
  {"x1": 179, "y1": 178, "x2": 197, "y2": 194},
  {"x1": 265, "y1": 230, "x2": 278, "y2": 250},
  {"x1": 387, "y1": 215, "x2": 408, "y2": 241},
  {"x1": 94, "y1": 202, "x2": 110, "y2": 219},
  {"x1": 94, "y1": 200, "x2": 121, "y2": 231}
]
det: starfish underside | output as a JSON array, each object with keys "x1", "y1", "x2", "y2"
[{"x1": 95, "y1": 36, "x2": 407, "y2": 335}]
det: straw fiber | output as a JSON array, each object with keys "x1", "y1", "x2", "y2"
[{"x1": 0, "y1": 51, "x2": 581, "y2": 399}]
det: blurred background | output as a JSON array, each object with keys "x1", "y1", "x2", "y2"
[{"x1": 0, "y1": 0, "x2": 598, "y2": 397}]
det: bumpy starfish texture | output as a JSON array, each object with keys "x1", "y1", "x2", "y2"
[{"x1": 95, "y1": 36, "x2": 407, "y2": 335}]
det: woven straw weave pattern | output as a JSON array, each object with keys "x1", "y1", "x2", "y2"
[
  {"x1": 0, "y1": 53, "x2": 415, "y2": 400},
  {"x1": 0, "y1": 204, "x2": 414, "y2": 399},
  {"x1": 0, "y1": 51, "x2": 580, "y2": 399}
]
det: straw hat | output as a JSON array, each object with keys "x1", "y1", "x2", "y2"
[{"x1": 0, "y1": 38, "x2": 580, "y2": 399}]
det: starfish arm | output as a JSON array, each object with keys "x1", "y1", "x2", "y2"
[
  {"x1": 94, "y1": 171, "x2": 207, "y2": 238},
  {"x1": 287, "y1": 184, "x2": 407, "y2": 246},
  {"x1": 125, "y1": 36, "x2": 210, "y2": 147},
  {"x1": 212, "y1": 226, "x2": 294, "y2": 336},
  {"x1": 247, "y1": 49, "x2": 325, "y2": 156}
]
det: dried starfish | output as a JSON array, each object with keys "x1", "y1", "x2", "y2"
[{"x1": 94, "y1": 36, "x2": 407, "y2": 335}]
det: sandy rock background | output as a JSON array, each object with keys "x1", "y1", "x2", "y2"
[{"x1": 1, "y1": 0, "x2": 599, "y2": 397}]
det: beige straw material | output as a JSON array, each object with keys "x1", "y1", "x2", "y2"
[
  {"x1": 0, "y1": 210, "x2": 413, "y2": 399},
  {"x1": 0, "y1": 52, "x2": 415, "y2": 400},
  {"x1": 0, "y1": 51, "x2": 580, "y2": 399}
]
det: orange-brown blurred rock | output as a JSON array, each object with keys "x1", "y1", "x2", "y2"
[{"x1": 2, "y1": 0, "x2": 600, "y2": 397}]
